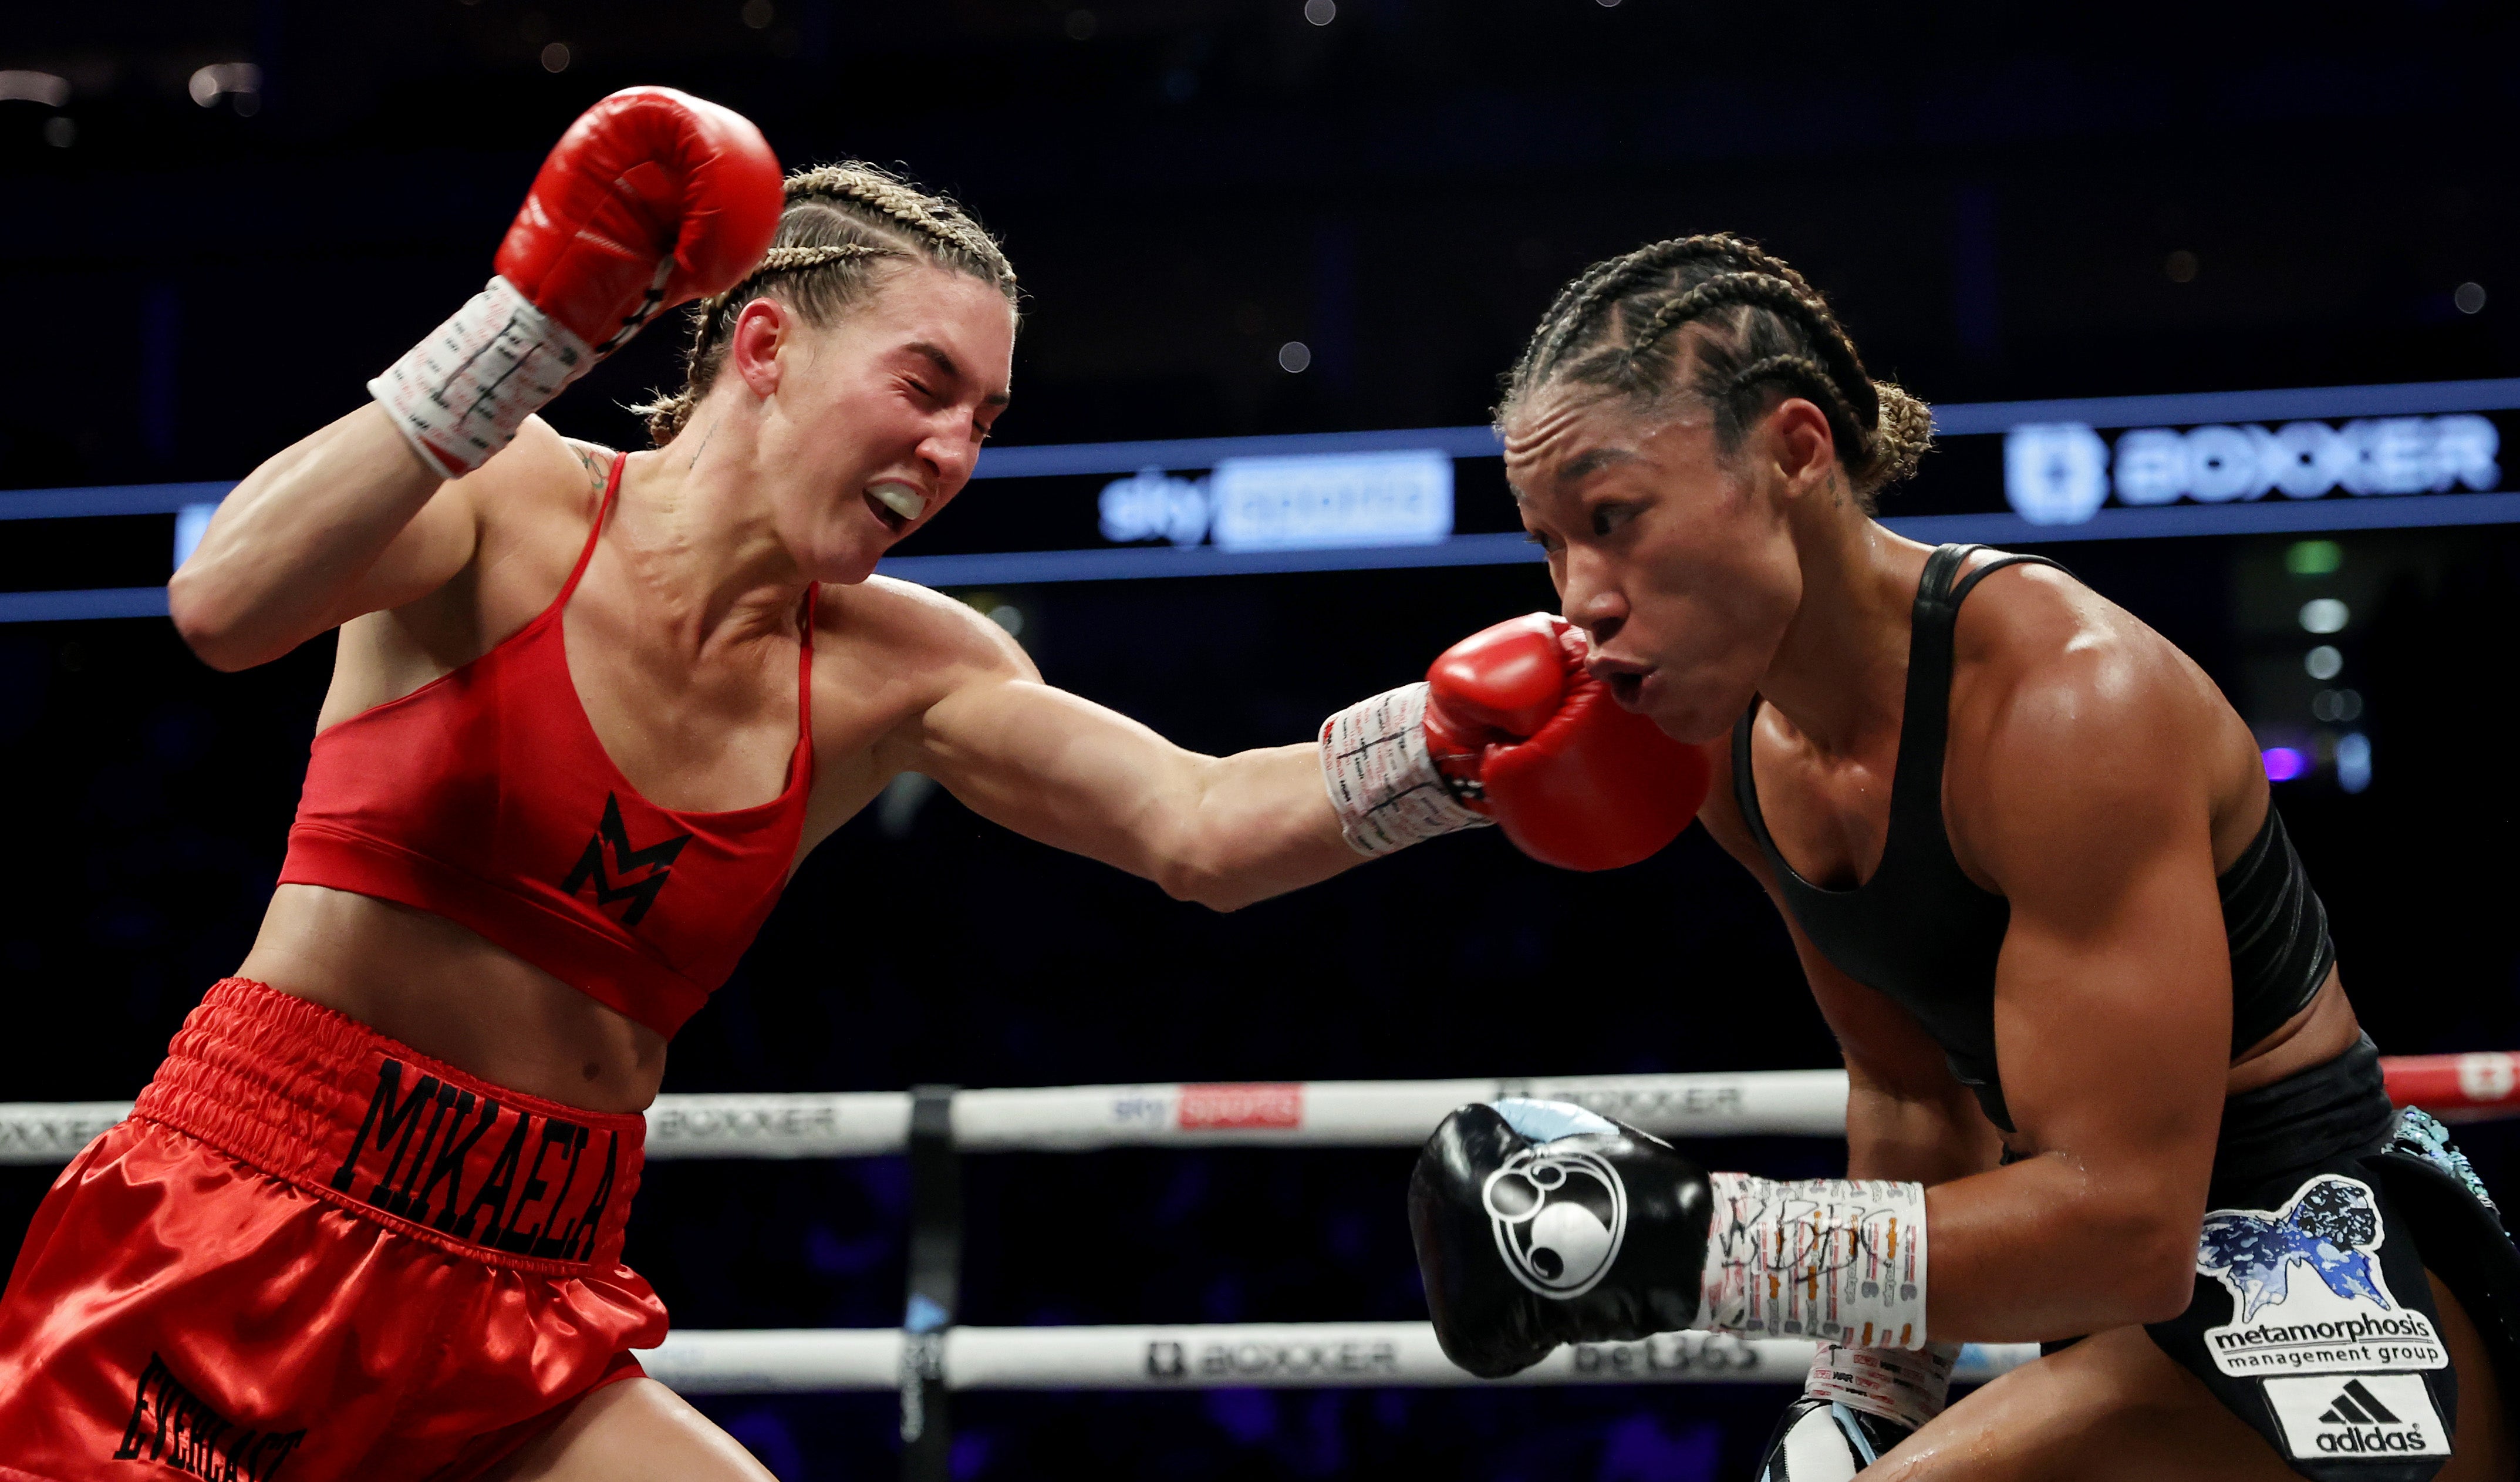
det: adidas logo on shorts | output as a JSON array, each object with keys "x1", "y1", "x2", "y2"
[
  {"x1": 2319, "y1": 1378, "x2": 2403, "y2": 1428},
  {"x1": 2262, "y1": 1373, "x2": 2450, "y2": 1460}
]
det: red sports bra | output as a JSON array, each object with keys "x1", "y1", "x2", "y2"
[{"x1": 279, "y1": 452, "x2": 815, "y2": 1038}]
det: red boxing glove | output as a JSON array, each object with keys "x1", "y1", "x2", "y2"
[
  {"x1": 1424, "y1": 614, "x2": 1709, "y2": 871},
  {"x1": 369, "y1": 87, "x2": 783, "y2": 478},
  {"x1": 495, "y1": 85, "x2": 784, "y2": 355}
]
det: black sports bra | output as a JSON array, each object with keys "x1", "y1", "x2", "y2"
[{"x1": 1731, "y1": 544, "x2": 2336, "y2": 1132}]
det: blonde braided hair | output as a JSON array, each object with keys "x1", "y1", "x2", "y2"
[
  {"x1": 1500, "y1": 234, "x2": 1932, "y2": 505},
  {"x1": 630, "y1": 161, "x2": 1018, "y2": 445}
]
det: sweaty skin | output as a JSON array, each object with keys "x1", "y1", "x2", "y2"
[
  {"x1": 171, "y1": 266, "x2": 1365, "y2": 1476},
  {"x1": 1503, "y1": 370, "x2": 2511, "y2": 1482}
]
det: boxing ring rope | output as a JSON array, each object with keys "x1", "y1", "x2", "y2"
[
  {"x1": 637, "y1": 1324, "x2": 2039, "y2": 1394},
  {"x1": 5, "y1": 1055, "x2": 2512, "y2": 1165},
  {"x1": 4, "y1": 1056, "x2": 2512, "y2": 1471}
]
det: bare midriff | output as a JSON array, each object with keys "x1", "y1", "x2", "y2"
[{"x1": 238, "y1": 883, "x2": 669, "y2": 1112}]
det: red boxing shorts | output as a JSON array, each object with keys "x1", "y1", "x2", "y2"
[{"x1": 0, "y1": 978, "x2": 669, "y2": 1481}]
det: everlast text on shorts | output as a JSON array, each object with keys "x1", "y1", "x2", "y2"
[{"x1": 114, "y1": 1353, "x2": 306, "y2": 1480}]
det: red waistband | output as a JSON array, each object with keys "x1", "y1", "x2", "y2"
[{"x1": 131, "y1": 978, "x2": 646, "y2": 1275}]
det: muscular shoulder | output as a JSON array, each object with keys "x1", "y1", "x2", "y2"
[
  {"x1": 1946, "y1": 561, "x2": 2252, "y2": 883},
  {"x1": 814, "y1": 576, "x2": 1040, "y2": 688}
]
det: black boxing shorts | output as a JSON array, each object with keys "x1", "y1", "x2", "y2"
[{"x1": 2139, "y1": 1036, "x2": 2520, "y2": 1481}]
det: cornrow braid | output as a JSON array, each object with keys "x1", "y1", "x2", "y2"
[
  {"x1": 784, "y1": 164, "x2": 1016, "y2": 291},
  {"x1": 1499, "y1": 233, "x2": 1933, "y2": 506},
  {"x1": 1517, "y1": 236, "x2": 1824, "y2": 401},
  {"x1": 629, "y1": 160, "x2": 1018, "y2": 446},
  {"x1": 1624, "y1": 272, "x2": 1881, "y2": 429}
]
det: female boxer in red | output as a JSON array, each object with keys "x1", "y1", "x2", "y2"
[
  {"x1": 0, "y1": 91, "x2": 1692, "y2": 1480},
  {"x1": 1397, "y1": 235, "x2": 2520, "y2": 1481}
]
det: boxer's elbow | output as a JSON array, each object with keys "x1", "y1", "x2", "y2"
[
  {"x1": 167, "y1": 568, "x2": 273, "y2": 672},
  {"x1": 1147, "y1": 764, "x2": 1281, "y2": 911},
  {"x1": 1155, "y1": 854, "x2": 1260, "y2": 912},
  {"x1": 2096, "y1": 1205, "x2": 2203, "y2": 1325}
]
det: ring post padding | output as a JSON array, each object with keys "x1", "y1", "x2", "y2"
[
  {"x1": 640, "y1": 1323, "x2": 2043, "y2": 1394},
  {"x1": 900, "y1": 1085, "x2": 960, "y2": 1482}
]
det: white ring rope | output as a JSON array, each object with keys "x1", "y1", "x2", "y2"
[
  {"x1": 10, "y1": 1061, "x2": 2492, "y2": 1396},
  {"x1": 4, "y1": 1053, "x2": 2513, "y2": 1164},
  {"x1": 636, "y1": 1322, "x2": 2042, "y2": 1394},
  {"x1": 0, "y1": 1071, "x2": 1854, "y2": 1166}
]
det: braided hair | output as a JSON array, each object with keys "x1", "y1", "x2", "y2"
[
  {"x1": 630, "y1": 161, "x2": 1018, "y2": 446},
  {"x1": 1498, "y1": 234, "x2": 1932, "y2": 506}
]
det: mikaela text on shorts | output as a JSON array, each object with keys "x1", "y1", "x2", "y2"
[
  {"x1": 114, "y1": 1352, "x2": 306, "y2": 1480},
  {"x1": 328, "y1": 1056, "x2": 620, "y2": 1259},
  {"x1": 2261, "y1": 1374, "x2": 2452, "y2": 1460}
]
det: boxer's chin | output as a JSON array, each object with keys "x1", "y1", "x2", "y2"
[
  {"x1": 1647, "y1": 678, "x2": 1743, "y2": 747},
  {"x1": 797, "y1": 523, "x2": 885, "y2": 586}
]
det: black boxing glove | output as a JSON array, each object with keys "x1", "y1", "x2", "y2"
[
  {"x1": 1409, "y1": 1099, "x2": 1935, "y2": 1379},
  {"x1": 1408, "y1": 1100, "x2": 1712, "y2": 1378}
]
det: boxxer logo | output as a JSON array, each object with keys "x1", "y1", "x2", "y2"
[
  {"x1": 562, "y1": 792, "x2": 692, "y2": 928},
  {"x1": 1483, "y1": 1145, "x2": 1627, "y2": 1298}
]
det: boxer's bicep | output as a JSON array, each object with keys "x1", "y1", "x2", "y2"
[{"x1": 1973, "y1": 686, "x2": 2231, "y2": 1302}]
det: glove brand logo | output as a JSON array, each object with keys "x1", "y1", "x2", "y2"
[
  {"x1": 561, "y1": 793, "x2": 694, "y2": 928},
  {"x1": 2261, "y1": 1373, "x2": 2450, "y2": 1460},
  {"x1": 1482, "y1": 1144, "x2": 1627, "y2": 1299},
  {"x1": 2197, "y1": 1174, "x2": 2446, "y2": 1377}
]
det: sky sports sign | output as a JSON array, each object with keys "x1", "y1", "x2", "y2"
[
  {"x1": 12, "y1": 378, "x2": 2520, "y2": 624},
  {"x1": 2003, "y1": 414, "x2": 2503, "y2": 526},
  {"x1": 1095, "y1": 449, "x2": 1455, "y2": 553}
]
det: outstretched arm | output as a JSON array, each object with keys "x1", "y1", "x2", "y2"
[
  {"x1": 906, "y1": 662, "x2": 1360, "y2": 912},
  {"x1": 895, "y1": 604, "x2": 1711, "y2": 908}
]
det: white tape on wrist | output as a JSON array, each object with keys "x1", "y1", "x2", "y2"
[
  {"x1": 1805, "y1": 1340, "x2": 1961, "y2": 1432},
  {"x1": 1318, "y1": 682, "x2": 1492, "y2": 857},
  {"x1": 368, "y1": 276, "x2": 596, "y2": 479},
  {"x1": 1697, "y1": 1173, "x2": 1931, "y2": 1348}
]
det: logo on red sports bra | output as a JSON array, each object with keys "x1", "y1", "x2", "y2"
[{"x1": 561, "y1": 793, "x2": 693, "y2": 928}]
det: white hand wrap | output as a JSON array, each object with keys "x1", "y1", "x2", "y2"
[
  {"x1": 1805, "y1": 1340, "x2": 1961, "y2": 1432},
  {"x1": 1697, "y1": 1173, "x2": 1932, "y2": 1349},
  {"x1": 368, "y1": 276, "x2": 596, "y2": 479},
  {"x1": 1318, "y1": 682, "x2": 1491, "y2": 857}
]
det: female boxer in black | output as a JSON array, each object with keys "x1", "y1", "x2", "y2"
[{"x1": 1405, "y1": 235, "x2": 2520, "y2": 1481}]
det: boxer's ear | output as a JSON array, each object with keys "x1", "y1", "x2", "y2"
[{"x1": 728, "y1": 298, "x2": 791, "y2": 397}]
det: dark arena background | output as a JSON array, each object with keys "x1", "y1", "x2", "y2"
[{"x1": 6, "y1": 2, "x2": 2520, "y2": 1478}]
